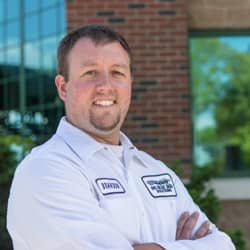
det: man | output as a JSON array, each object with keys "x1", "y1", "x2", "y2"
[{"x1": 7, "y1": 25, "x2": 235, "y2": 250}]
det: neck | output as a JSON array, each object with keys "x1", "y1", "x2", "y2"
[{"x1": 85, "y1": 130, "x2": 120, "y2": 145}]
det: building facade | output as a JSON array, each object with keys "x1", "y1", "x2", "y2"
[
  {"x1": 1, "y1": 0, "x2": 250, "y2": 248},
  {"x1": 0, "y1": 0, "x2": 65, "y2": 142}
]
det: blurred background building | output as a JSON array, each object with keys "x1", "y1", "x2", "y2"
[{"x1": 1, "y1": 0, "x2": 250, "y2": 248}]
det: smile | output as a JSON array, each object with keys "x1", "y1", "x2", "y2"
[{"x1": 94, "y1": 100, "x2": 116, "y2": 107}]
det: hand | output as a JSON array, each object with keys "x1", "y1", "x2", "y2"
[
  {"x1": 176, "y1": 211, "x2": 211, "y2": 240},
  {"x1": 133, "y1": 243, "x2": 164, "y2": 250}
]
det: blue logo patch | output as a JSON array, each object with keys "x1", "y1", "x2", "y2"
[
  {"x1": 95, "y1": 178, "x2": 125, "y2": 196},
  {"x1": 141, "y1": 174, "x2": 177, "y2": 198}
]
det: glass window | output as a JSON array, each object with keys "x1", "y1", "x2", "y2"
[
  {"x1": 43, "y1": 72, "x2": 57, "y2": 103},
  {"x1": 41, "y1": 8, "x2": 57, "y2": 37},
  {"x1": 58, "y1": 1, "x2": 66, "y2": 33},
  {"x1": 25, "y1": 14, "x2": 39, "y2": 41},
  {"x1": 0, "y1": 84, "x2": 3, "y2": 109},
  {"x1": 0, "y1": 24, "x2": 4, "y2": 49},
  {"x1": 7, "y1": 80, "x2": 19, "y2": 109},
  {"x1": 24, "y1": 41, "x2": 40, "y2": 69},
  {"x1": 43, "y1": 106, "x2": 62, "y2": 135},
  {"x1": 41, "y1": 36, "x2": 57, "y2": 71},
  {"x1": 1, "y1": 0, "x2": 65, "y2": 141},
  {"x1": 42, "y1": 0, "x2": 58, "y2": 9},
  {"x1": 7, "y1": 20, "x2": 19, "y2": 47},
  {"x1": 0, "y1": 49, "x2": 4, "y2": 63},
  {"x1": 190, "y1": 35, "x2": 250, "y2": 176},
  {"x1": 7, "y1": 0, "x2": 19, "y2": 20},
  {"x1": 2, "y1": 63, "x2": 19, "y2": 79},
  {"x1": 23, "y1": 110, "x2": 47, "y2": 136},
  {"x1": 0, "y1": 0, "x2": 4, "y2": 23},
  {"x1": 5, "y1": 110, "x2": 22, "y2": 132},
  {"x1": 1, "y1": 83, "x2": 8, "y2": 111},
  {"x1": 6, "y1": 47, "x2": 20, "y2": 65},
  {"x1": 26, "y1": 74, "x2": 40, "y2": 107},
  {"x1": 24, "y1": 0, "x2": 39, "y2": 14}
]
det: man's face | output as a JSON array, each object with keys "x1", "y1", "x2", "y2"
[{"x1": 55, "y1": 38, "x2": 132, "y2": 144}]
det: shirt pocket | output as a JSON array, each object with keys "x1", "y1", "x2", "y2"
[
  {"x1": 153, "y1": 197, "x2": 177, "y2": 241},
  {"x1": 99, "y1": 194, "x2": 140, "y2": 243}
]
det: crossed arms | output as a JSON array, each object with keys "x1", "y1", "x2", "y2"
[{"x1": 134, "y1": 211, "x2": 211, "y2": 250}]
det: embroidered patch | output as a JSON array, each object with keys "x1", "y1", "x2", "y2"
[
  {"x1": 141, "y1": 174, "x2": 177, "y2": 198},
  {"x1": 95, "y1": 178, "x2": 125, "y2": 196}
]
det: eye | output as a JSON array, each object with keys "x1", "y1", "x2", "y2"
[
  {"x1": 82, "y1": 70, "x2": 97, "y2": 78},
  {"x1": 112, "y1": 70, "x2": 125, "y2": 77}
]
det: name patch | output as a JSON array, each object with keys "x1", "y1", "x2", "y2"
[
  {"x1": 95, "y1": 178, "x2": 125, "y2": 196},
  {"x1": 141, "y1": 174, "x2": 177, "y2": 198}
]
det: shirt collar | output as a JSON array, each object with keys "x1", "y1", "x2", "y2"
[
  {"x1": 56, "y1": 117, "x2": 104, "y2": 162},
  {"x1": 119, "y1": 131, "x2": 150, "y2": 168},
  {"x1": 56, "y1": 117, "x2": 150, "y2": 168}
]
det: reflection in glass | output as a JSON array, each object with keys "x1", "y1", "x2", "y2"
[
  {"x1": 0, "y1": 49, "x2": 4, "y2": 63},
  {"x1": 41, "y1": 36, "x2": 57, "y2": 70},
  {"x1": 43, "y1": 73, "x2": 57, "y2": 103},
  {"x1": 42, "y1": 8, "x2": 57, "y2": 37},
  {"x1": 43, "y1": 106, "x2": 62, "y2": 137},
  {"x1": 26, "y1": 74, "x2": 41, "y2": 107},
  {"x1": 7, "y1": 21, "x2": 20, "y2": 46},
  {"x1": 25, "y1": 14, "x2": 39, "y2": 41},
  {"x1": 41, "y1": 0, "x2": 58, "y2": 9},
  {"x1": 0, "y1": 0, "x2": 4, "y2": 23},
  {"x1": 24, "y1": 41, "x2": 40, "y2": 69},
  {"x1": 0, "y1": 84, "x2": 3, "y2": 109},
  {"x1": 0, "y1": 24, "x2": 4, "y2": 49},
  {"x1": 24, "y1": 0, "x2": 39, "y2": 14},
  {"x1": 59, "y1": 2, "x2": 66, "y2": 33},
  {"x1": 7, "y1": 110, "x2": 22, "y2": 128},
  {"x1": 191, "y1": 36, "x2": 250, "y2": 175},
  {"x1": 7, "y1": 47, "x2": 20, "y2": 65},
  {"x1": 1, "y1": 0, "x2": 65, "y2": 142},
  {"x1": 7, "y1": 0, "x2": 19, "y2": 20},
  {"x1": 7, "y1": 80, "x2": 19, "y2": 109},
  {"x1": 0, "y1": 64, "x2": 19, "y2": 79}
]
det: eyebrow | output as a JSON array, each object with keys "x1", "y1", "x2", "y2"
[
  {"x1": 112, "y1": 64, "x2": 130, "y2": 69},
  {"x1": 80, "y1": 62, "x2": 129, "y2": 69},
  {"x1": 80, "y1": 61, "x2": 98, "y2": 67}
]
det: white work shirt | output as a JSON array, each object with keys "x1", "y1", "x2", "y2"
[{"x1": 7, "y1": 117, "x2": 235, "y2": 250}]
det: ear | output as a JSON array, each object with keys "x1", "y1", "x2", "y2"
[{"x1": 55, "y1": 74, "x2": 67, "y2": 101}]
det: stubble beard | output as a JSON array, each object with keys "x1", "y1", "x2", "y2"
[{"x1": 89, "y1": 110, "x2": 122, "y2": 133}]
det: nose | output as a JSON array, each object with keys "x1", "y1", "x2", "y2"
[{"x1": 96, "y1": 71, "x2": 113, "y2": 91}]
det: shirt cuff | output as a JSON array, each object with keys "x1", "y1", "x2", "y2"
[{"x1": 156, "y1": 241, "x2": 188, "y2": 250}]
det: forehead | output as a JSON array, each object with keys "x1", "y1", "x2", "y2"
[{"x1": 68, "y1": 37, "x2": 130, "y2": 65}]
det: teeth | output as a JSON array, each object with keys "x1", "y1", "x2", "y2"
[{"x1": 94, "y1": 100, "x2": 114, "y2": 106}]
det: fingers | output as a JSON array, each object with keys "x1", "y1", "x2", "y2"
[
  {"x1": 176, "y1": 211, "x2": 190, "y2": 240},
  {"x1": 192, "y1": 220, "x2": 212, "y2": 240},
  {"x1": 176, "y1": 211, "x2": 199, "y2": 240},
  {"x1": 181, "y1": 211, "x2": 199, "y2": 239}
]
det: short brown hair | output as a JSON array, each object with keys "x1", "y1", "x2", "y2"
[{"x1": 57, "y1": 24, "x2": 132, "y2": 81}]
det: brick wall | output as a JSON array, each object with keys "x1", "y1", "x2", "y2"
[
  {"x1": 219, "y1": 200, "x2": 250, "y2": 250},
  {"x1": 66, "y1": 0, "x2": 191, "y2": 176}
]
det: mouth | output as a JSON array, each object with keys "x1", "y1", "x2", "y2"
[{"x1": 93, "y1": 100, "x2": 116, "y2": 107}]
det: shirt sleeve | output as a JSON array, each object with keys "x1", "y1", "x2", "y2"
[
  {"x1": 7, "y1": 155, "x2": 134, "y2": 250},
  {"x1": 155, "y1": 166, "x2": 236, "y2": 250}
]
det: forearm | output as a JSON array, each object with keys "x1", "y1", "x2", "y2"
[{"x1": 133, "y1": 243, "x2": 165, "y2": 250}]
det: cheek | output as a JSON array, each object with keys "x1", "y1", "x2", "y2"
[
  {"x1": 67, "y1": 82, "x2": 92, "y2": 103},
  {"x1": 120, "y1": 85, "x2": 131, "y2": 108}
]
